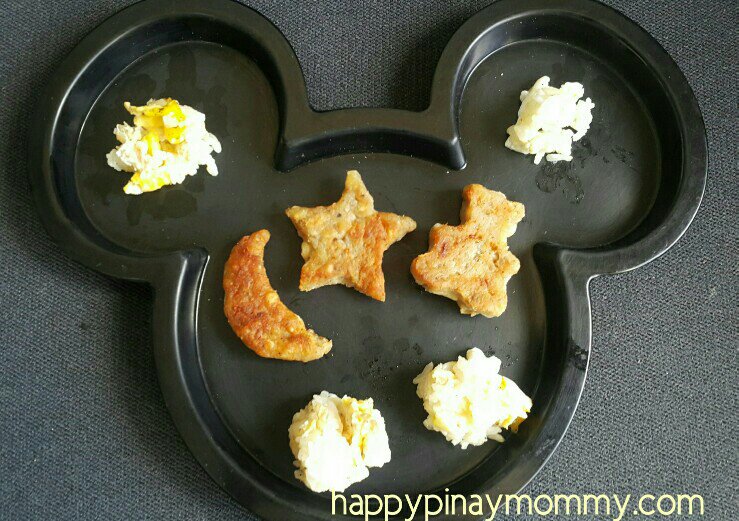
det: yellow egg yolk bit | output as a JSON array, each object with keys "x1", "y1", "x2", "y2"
[{"x1": 122, "y1": 98, "x2": 188, "y2": 193}]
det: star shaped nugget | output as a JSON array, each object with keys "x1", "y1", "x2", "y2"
[
  {"x1": 411, "y1": 184, "x2": 525, "y2": 318},
  {"x1": 286, "y1": 170, "x2": 417, "y2": 301}
]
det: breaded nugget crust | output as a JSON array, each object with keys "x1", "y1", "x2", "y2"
[
  {"x1": 286, "y1": 170, "x2": 416, "y2": 301},
  {"x1": 411, "y1": 185, "x2": 525, "y2": 318},
  {"x1": 223, "y1": 230, "x2": 332, "y2": 362}
]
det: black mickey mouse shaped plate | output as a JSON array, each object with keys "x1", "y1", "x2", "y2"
[{"x1": 29, "y1": 0, "x2": 706, "y2": 519}]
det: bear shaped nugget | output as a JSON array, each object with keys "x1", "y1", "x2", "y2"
[{"x1": 411, "y1": 185, "x2": 524, "y2": 318}]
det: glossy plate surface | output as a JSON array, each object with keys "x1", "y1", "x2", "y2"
[{"x1": 29, "y1": 0, "x2": 706, "y2": 519}]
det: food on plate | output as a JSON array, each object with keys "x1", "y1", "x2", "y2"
[
  {"x1": 505, "y1": 76, "x2": 595, "y2": 164},
  {"x1": 413, "y1": 348, "x2": 532, "y2": 449},
  {"x1": 106, "y1": 98, "x2": 221, "y2": 194},
  {"x1": 288, "y1": 391, "x2": 391, "y2": 493},
  {"x1": 285, "y1": 170, "x2": 417, "y2": 302},
  {"x1": 411, "y1": 184, "x2": 524, "y2": 318},
  {"x1": 223, "y1": 230, "x2": 332, "y2": 362}
]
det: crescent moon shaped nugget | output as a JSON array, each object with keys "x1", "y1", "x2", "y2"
[
  {"x1": 223, "y1": 230, "x2": 332, "y2": 362},
  {"x1": 285, "y1": 170, "x2": 417, "y2": 302},
  {"x1": 411, "y1": 185, "x2": 525, "y2": 318}
]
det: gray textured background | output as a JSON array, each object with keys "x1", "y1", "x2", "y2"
[{"x1": 1, "y1": 0, "x2": 736, "y2": 520}]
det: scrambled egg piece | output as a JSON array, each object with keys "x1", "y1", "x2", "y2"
[
  {"x1": 505, "y1": 76, "x2": 594, "y2": 164},
  {"x1": 288, "y1": 391, "x2": 391, "y2": 493},
  {"x1": 106, "y1": 98, "x2": 221, "y2": 194},
  {"x1": 413, "y1": 348, "x2": 532, "y2": 449}
]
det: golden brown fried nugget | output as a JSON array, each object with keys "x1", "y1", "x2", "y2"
[
  {"x1": 223, "y1": 230, "x2": 332, "y2": 362},
  {"x1": 411, "y1": 185, "x2": 525, "y2": 318},
  {"x1": 286, "y1": 170, "x2": 416, "y2": 301}
]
